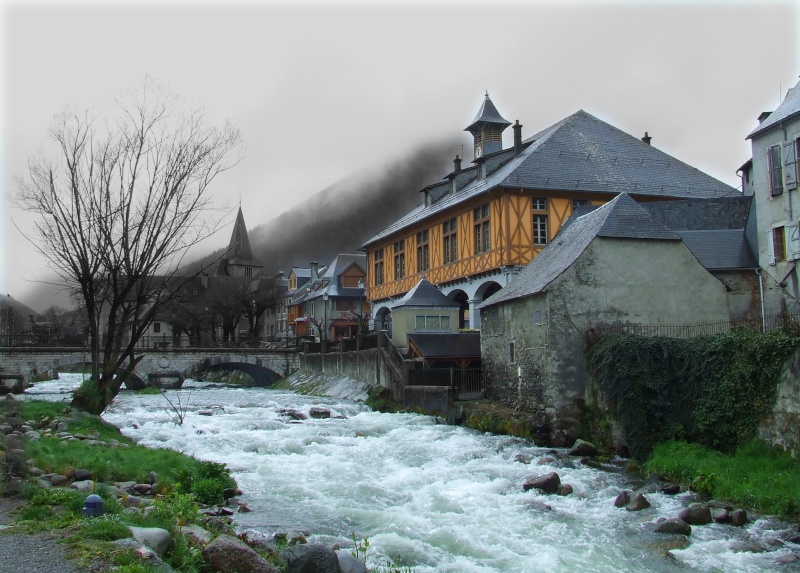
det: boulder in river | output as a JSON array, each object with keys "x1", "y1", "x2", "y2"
[
  {"x1": 523, "y1": 472, "x2": 561, "y2": 494},
  {"x1": 281, "y1": 543, "x2": 341, "y2": 573},
  {"x1": 568, "y1": 439, "x2": 598, "y2": 457},
  {"x1": 614, "y1": 490, "x2": 631, "y2": 508},
  {"x1": 679, "y1": 503, "x2": 712, "y2": 526},
  {"x1": 654, "y1": 518, "x2": 692, "y2": 536},
  {"x1": 626, "y1": 493, "x2": 651, "y2": 511}
]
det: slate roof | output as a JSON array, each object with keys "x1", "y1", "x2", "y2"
[
  {"x1": 676, "y1": 230, "x2": 757, "y2": 270},
  {"x1": 407, "y1": 333, "x2": 481, "y2": 360},
  {"x1": 641, "y1": 196, "x2": 752, "y2": 230},
  {"x1": 364, "y1": 110, "x2": 737, "y2": 247},
  {"x1": 748, "y1": 79, "x2": 800, "y2": 139},
  {"x1": 394, "y1": 278, "x2": 460, "y2": 309},
  {"x1": 306, "y1": 254, "x2": 366, "y2": 301},
  {"x1": 465, "y1": 93, "x2": 511, "y2": 132},
  {"x1": 479, "y1": 193, "x2": 679, "y2": 310},
  {"x1": 222, "y1": 207, "x2": 262, "y2": 269}
]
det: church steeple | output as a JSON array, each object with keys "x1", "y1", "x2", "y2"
[
  {"x1": 216, "y1": 206, "x2": 263, "y2": 277},
  {"x1": 464, "y1": 92, "x2": 511, "y2": 160}
]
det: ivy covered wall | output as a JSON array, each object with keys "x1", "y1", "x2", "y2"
[{"x1": 586, "y1": 331, "x2": 800, "y2": 460}]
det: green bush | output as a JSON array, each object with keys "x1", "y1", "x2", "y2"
[{"x1": 587, "y1": 330, "x2": 799, "y2": 459}]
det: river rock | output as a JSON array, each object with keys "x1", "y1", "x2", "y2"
[
  {"x1": 523, "y1": 472, "x2": 561, "y2": 494},
  {"x1": 72, "y1": 468, "x2": 93, "y2": 481},
  {"x1": 626, "y1": 493, "x2": 651, "y2": 511},
  {"x1": 281, "y1": 543, "x2": 340, "y2": 573},
  {"x1": 49, "y1": 474, "x2": 69, "y2": 486},
  {"x1": 337, "y1": 551, "x2": 367, "y2": 573},
  {"x1": 280, "y1": 409, "x2": 307, "y2": 421},
  {"x1": 179, "y1": 524, "x2": 213, "y2": 546},
  {"x1": 204, "y1": 534, "x2": 279, "y2": 573},
  {"x1": 614, "y1": 490, "x2": 631, "y2": 508},
  {"x1": 122, "y1": 495, "x2": 151, "y2": 508},
  {"x1": 659, "y1": 483, "x2": 681, "y2": 495},
  {"x1": 709, "y1": 507, "x2": 729, "y2": 523},
  {"x1": 568, "y1": 439, "x2": 597, "y2": 457},
  {"x1": 514, "y1": 454, "x2": 532, "y2": 464},
  {"x1": 24, "y1": 430, "x2": 41, "y2": 440},
  {"x1": 309, "y1": 407, "x2": 331, "y2": 419},
  {"x1": 654, "y1": 518, "x2": 692, "y2": 536},
  {"x1": 679, "y1": 503, "x2": 712, "y2": 525},
  {"x1": 69, "y1": 480, "x2": 95, "y2": 492},
  {"x1": 224, "y1": 487, "x2": 243, "y2": 499},
  {"x1": 148, "y1": 471, "x2": 159, "y2": 484},
  {"x1": 133, "y1": 483, "x2": 152, "y2": 495},
  {"x1": 728, "y1": 509, "x2": 748, "y2": 526},
  {"x1": 115, "y1": 539, "x2": 175, "y2": 572},
  {"x1": 129, "y1": 526, "x2": 174, "y2": 556},
  {"x1": 28, "y1": 467, "x2": 43, "y2": 477},
  {"x1": 557, "y1": 484, "x2": 573, "y2": 496}
]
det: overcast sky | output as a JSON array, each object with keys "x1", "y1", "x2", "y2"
[{"x1": 2, "y1": 0, "x2": 798, "y2": 312}]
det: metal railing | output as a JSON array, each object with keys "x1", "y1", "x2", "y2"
[
  {"x1": 587, "y1": 313, "x2": 800, "y2": 341},
  {"x1": 406, "y1": 367, "x2": 485, "y2": 395},
  {"x1": 0, "y1": 334, "x2": 305, "y2": 350}
]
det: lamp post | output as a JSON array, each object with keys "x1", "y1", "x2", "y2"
[
  {"x1": 357, "y1": 277, "x2": 365, "y2": 337},
  {"x1": 322, "y1": 291, "x2": 329, "y2": 341}
]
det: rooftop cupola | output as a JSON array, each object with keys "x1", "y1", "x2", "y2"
[{"x1": 464, "y1": 91, "x2": 511, "y2": 161}]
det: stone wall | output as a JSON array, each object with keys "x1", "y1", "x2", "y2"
[
  {"x1": 299, "y1": 349, "x2": 379, "y2": 387},
  {"x1": 759, "y1": 348, "x2": 800, "y2": 457}
]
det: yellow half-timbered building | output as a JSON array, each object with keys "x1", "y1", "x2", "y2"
[{"x1": 362, "y1": 94, "x2": 738, "y2": 332}]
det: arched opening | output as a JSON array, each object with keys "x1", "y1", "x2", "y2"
[
  {"x1": 472, "y1": 280, "x2": 503, "y2": 330},
  {"x1": 375, "y1": 307, "x2": 393, "y2": 338},
  {"x1": 448, "y1": 290, "x2": 469, "y2": 329},
  {"x1": 202, "y1": 362, "x2": 281, "y2": 387}
]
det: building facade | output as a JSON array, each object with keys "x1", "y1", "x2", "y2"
[
  {"x1": 362, "y1": 94, "x2": 738, "y2": 336},
  {"x1": 745, "y1": 79, "x2": 800, "y2": 316}
]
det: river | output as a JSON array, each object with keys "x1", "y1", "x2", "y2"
[{"x1": 25, "y1": 374, "x2": 800, "y2": 572}]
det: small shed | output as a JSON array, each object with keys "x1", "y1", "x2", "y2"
[{"x1": 391, "y1": 278, "x2": 460, "y2": 351}]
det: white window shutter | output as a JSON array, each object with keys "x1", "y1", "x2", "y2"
[
  {"x1": 789, "y1": 223, "x2": 800, "y2": 260},
  {"x1": 784, "y1": 141, "x2": 797, "y2": 191},
  {"x1": 768, "y1": 230, "x2": 776, "y2": 265}
]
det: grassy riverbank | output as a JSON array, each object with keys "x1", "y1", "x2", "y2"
[
  {"x1": 1, "y1": 398, "x2": 240, "y2": 572},
  {"x1": 646, "y1": 439, "x2": 800, "y2": 519}
]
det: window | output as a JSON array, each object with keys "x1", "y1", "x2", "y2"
[
  {"x1": 773, "y1": 227, "x2": 787, "y2": 263},
  {"x1": 532, "y1": 198, "x2": 548, "y2": 245},
  {"x1": 769, "y1": 145, "x2": 784, "y2": 197},
  {"x1": 153, "y1": 322, "x2": 161, "y2": 333},
  {"x1": 509, "y1": 340, "x2": 516, "y2": 364},
  {"x1": 394, "y1": 240, "x2": 406, "y2": 280},
  {"x1": 414, "y1": 315, "x2": 451, "y2": 331},
  {"x1": 417, "y1": 230, "x2": 430, "y2": 272},
  {"x1": 336, "y1": 298, "x2": 349, "y2": 311},
  {"x1": 374, "y1": 248, "x2": 385, "y2": 285},
  {"x1": 573, "y1": 199, "x2": 588, "y2": 210},
  {"x1": 443, "y1": 218, "x2": 458, "y2": 264},
  {"x1": 473, "y1": 204, "x2": 491, "y2": 253}
]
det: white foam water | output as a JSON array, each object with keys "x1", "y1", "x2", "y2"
[{"x1": 25, "y1": 374, "x2": 800, "y2": 572}]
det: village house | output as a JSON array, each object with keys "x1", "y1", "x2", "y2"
[
  {"x1": 478, "y1": 193, "x2": 747, "y2": 445},
  {"x1": 361, "y1": 93, "x2": 738, "y2": 340},
  {"x1": 301, "y1": 254, "x2": 367, "y2": 342},
  {"x1": 741, "y1": 78, "x2": 800, "y2": 316}
]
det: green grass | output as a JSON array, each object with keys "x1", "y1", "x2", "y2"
[{"x1": 646, "y1": 439, "x2": 800, "y2": 518}]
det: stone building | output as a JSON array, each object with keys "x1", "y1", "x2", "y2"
[{"x1": 478, "y1": 194, "x2": 736, "y2": 445}]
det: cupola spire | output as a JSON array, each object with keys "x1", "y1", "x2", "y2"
[{"x1": 464, "y1": 92, "x2": 511, "y2": 160}]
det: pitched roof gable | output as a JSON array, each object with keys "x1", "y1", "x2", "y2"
[
  {"x1": 748, "y1": 79, "x2": 800, "y2": 139},
  {"x1": 394, "y1": 278, "x2": 460, "y2": 309},
  {"x1": 479, "y1": 193, "x2": 679, "y2": 309},
  {"x1": 225, "y1": 207, "x2": 261, "y2": 267}
]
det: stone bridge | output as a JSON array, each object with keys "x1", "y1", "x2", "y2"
[{"x1": 0, "y1": 347, "x2": 300, "y2": 390}]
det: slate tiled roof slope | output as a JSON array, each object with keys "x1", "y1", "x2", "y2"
[
  {"x1": 747, "y1": 78, "x2": 800, "y2": 139},
  {"x1": 407, "y1": 332, "x2": 481, "y2": 359},
  {"x1": 676, "y1": 230, "x2": 757, "y2": 270},
  {"x1": 394, "y1": 278, "x2": 460, "y2": 309},
  {"x1": 364, "y1": 110, "x2": 737, "y2": 247},
  {"x1": 479, "y1": 194, "x2": 679, "y2": 310},
  {"x1": 225, "y1": 207, "x2": 262, "y2": 268},
  {"x1": 465, "y1": 94, "x2": 511, "y2": 131},
  {"x1": 316, "y1": 254, "x2": 366, "y2": 298}
]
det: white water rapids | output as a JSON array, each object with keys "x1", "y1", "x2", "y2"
[{"x1": 25, "y1": 374, "x2": 800, "y2": 572}]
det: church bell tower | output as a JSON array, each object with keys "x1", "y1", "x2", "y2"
[{"x1": 464, "y1": 91, "x2": 511, "y2": 161}]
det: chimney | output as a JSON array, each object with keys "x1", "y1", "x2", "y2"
[
  {"x1": 641, "y1": 132, "x2": 652, "y2": 145},
  {"x1": 453, "y1": 155, "x2": 462, "y2": 173},
  {"x1": 513, "y1": 120, "x2": 523, "y2": 155},
  {"x1": 310, "y1": 261, "x2": 319, "y2": 282},
  {"x1": 757, "y1": 111, "x2": 772, "y2": 124}
]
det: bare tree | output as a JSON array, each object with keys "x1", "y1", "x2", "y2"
[{"x1": 16, "y1": 80, "x2": 243, "y2": 413}]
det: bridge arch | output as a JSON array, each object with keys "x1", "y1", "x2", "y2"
[{"x1": 181, "y1": 355, "x2": 284, "y2": 387}]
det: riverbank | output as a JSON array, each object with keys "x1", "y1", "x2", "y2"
[{"x1": 7, "y1": 373, "x2": 800, "y2": 572}]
